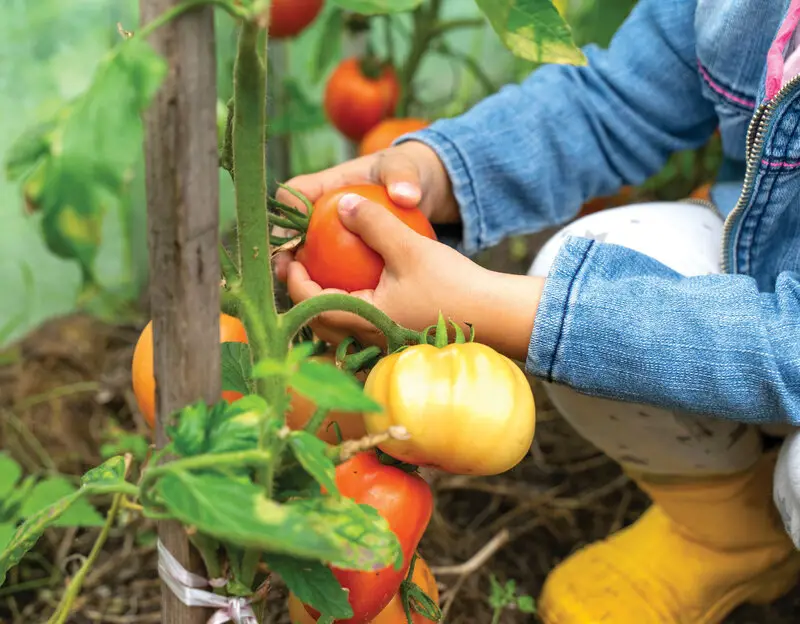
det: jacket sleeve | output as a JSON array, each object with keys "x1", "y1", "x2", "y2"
[
  {"x1": 398, "y1": 0, "x2": 717, "y2": 256},
  {"x1": 530, "y1": 237, "x2": 800, "y2": 425}
]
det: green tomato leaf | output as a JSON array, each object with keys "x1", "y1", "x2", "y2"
[
  {"x1": 310, "y1": 8, "x2": 344, "y2": 83},
  {"x1": 517, "y1": 594, "x2": 537, "y2": 613},
  {"x1": 155, "y1": 472, "x2": 399, "y2": 570},
  {"x1": 328, "y1": 0, "x2": 424, "y2": 15},
  {"x1": 290, "y1": 360, "x2": 381, "y2": 413},
  {"x1": 221, "y1": 342, "x2": 252, "y2": 395},
  {"x1": 0, "y1": 524, "x2": 15, "y2": 554},
  {"x1": 288, "y1": 431, "x2": 338, "y2": 495},
  {"x1": 20, "y1": 477, "x2": 104, "y2": 528},
  {"x1": 474, "y1": 0, "x2": 586, "y2": 65},
  {"x1": 81, "y1": 455, "x2": 127, "y2": 488},
  {"x1": 206, "y1": 396, "x2": 266, "y2": 455},
  {"x1": 4, "y1": 37, "x2": 167, "y2": 282},
  {"x1": 267, "y1": 554, "x2": 353, "y2": 619},
  {"x1": 0, "y1": 454, "x2": 22, "y2": 499},
  {"x1": 0, "y1": 491, "x2": 80, "y2": 585},
  {"x1": 1, "y1": 476, "x2": 36, "y2": 524},
  {"x1": 251, "y1": 357, "x2": 289, "y2": 379},
  {"x1": 166, "y1": 401, "x2": 213, "y2": 458}
]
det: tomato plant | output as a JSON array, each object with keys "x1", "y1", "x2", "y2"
[
  {"x1": 132, "y1": 313, "x2": 249, "y2": 428},
  {"x1": 288, "y1": 555, "x2": 439, "y2": 623},
  {"x1": 0, "y1": 1, "x2": 583, "y2": 623},
  {"x1": 304, "y1": 452, "x2": 434, "y2": 623},
  {"x1": 324, "y1": 58, "x2": 400, "y2": 142},
  {"x1": 359, "y1": 119, "x2": 430, "y2": 156},
  {"x1": 268, "y1": 0, "x2": 324, "y2": 39},
  {"x1": 364, "y1": 317, "x2": 536, "y2": 476},
  {"x1": 296, "y1": 183, "x2": 436, "y2": 292}
]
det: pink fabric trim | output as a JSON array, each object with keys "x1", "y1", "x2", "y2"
[
  {"x1": 766, "y1": 0, "x2": 800, "y2": 99},
  {"x1": 697, "y1": 61, "x2": 755, "y2": 108},
  {"x1": 761, "y1": 158, "x2": 800, "y2": 169}
]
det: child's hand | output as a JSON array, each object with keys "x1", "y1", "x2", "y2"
[
  {"x1": 286, "y1": 193, "x2": 545, "y2": 362},
  {"x1": 273, "y1": 141, "x2": 458, "y2": 281}
]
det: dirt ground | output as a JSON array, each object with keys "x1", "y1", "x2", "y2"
[{"x1": 1, "y1": 232, "x2": 799, "y2": 622}]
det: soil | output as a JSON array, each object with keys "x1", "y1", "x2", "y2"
[{"x1": 1, "y1": 233, "x2": 799, "y2": 623}]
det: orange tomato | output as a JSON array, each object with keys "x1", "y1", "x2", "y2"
[
  {"x1": 132, "y1": 313, "x2": 248, "y2": 428},
  {"x1": 324, "y1": 58, "x2": 400, "y2": 142},
  {"x1": 287, "y1": 556, "x2": 439, "y2": 623},
  {"x1": 359, "y1": 119, "x2": 429, "y2": 156},
  {"x1": 297, "y1": 184, "x2": 436, "y2": 292},
  {"x1": 286, "y1": 353, "x2": 368, "y2": 444}
]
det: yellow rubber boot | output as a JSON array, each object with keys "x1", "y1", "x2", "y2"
[{"x1": 538, "y1": 454, "x2": 800, "y2": 624}]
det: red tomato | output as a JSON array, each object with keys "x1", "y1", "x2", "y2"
[
  {"x1": 296, "y1": 184, "x2": 436, "y2": 292},
  {"x1": 324, "y1": 58, "x2": 400, "y2": 142},
  {"x1": 305, "y1": 452, "x2": 434, "y2": 623},
  {"x1": 132, "y1": 314, "x2": 248, "y2": 428},
  {"x1": 268, "y1": 0, "x2": 324, "y2": 39},
  {"x1": 288, "y1": 555, "x2": 439, "y2": 623}
]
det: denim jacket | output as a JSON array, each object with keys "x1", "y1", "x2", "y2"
[{"x1": 398, "y1": 0, "x2": 800, "y2": 425}]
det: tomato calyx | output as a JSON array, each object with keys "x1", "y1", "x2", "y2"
[
  {"x1": 335, "y1": 336, "x2": 383, "y2": 375},
  {"x1": 268, "y1": 183, "x2": 313, "y2": 249},
  {"x1": 420, "y1": 311, "x2": 475, "y2": 350},
  {"x1": 376, "y1": 449, "x2": 419, "y2": 474},
  {"x1": 358, "y1": 50, "x2": 393, "y2": 82},
  {"x1": 400, "y1": 553, "x2": 443, "y2": 623}
]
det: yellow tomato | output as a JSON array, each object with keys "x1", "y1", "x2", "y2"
[
  {"x1": 363, "y1": 343, "x2": 535, "y2": 476},
  {"x1": 287, "y1": 556, "x2": 439, "y2": 624}
]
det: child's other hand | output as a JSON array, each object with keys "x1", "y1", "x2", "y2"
[{"x1": 286, "y1": 193, "x2": 544, "y2": 361}]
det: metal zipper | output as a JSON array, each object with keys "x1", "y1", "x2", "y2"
[{"x1": 720, "y1": 72, "x2": 800, "y2": 273}]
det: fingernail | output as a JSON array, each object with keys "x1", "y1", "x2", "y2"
[
  {"x1": 338, "y1": 193, "x2": 364, "y2": 215},
  {"x1": 389, "y1": 182, "x2": 421, "y2": 202}
]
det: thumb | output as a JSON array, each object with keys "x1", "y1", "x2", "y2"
[
  {"x1": 337, "y1": 193, "x2": 416, "y2": 262},
  {"x1": 376, "y1": 152, "x2": 423, "y2": 208}
]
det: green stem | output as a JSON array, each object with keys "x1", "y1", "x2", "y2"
[
  {"x1": 84, "y1": 482, "x2": 140, "y2": 498},
  {"x1": 47, "y1": 493, "x2": 124, "y2": 624},
  {"x1": 280, "y1": 294, "x2": 422, "y2": 353},
  {"x1": 491, "y1": 608, "x2": 502, "y2": 624},
  {"x1": 303, "y1": 407, "x2": 330, "y2": 437},
  {"x1": 430, "y1": 18, "x2": 484, "y2": 38},
  {"x1": 397, "y1": 0, "x2": 443, "y2": 116},
  {"x1": 136, "y1": 0, "x2": 248, "y2": 41},
  {"x1": 232, "y1": 22, "x2": 288, "y2": 405},
  {"x1": 220, "y1": 242, "x2": 239, "y2": 285}
]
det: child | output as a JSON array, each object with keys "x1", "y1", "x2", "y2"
[{"x1": 276, "y1": 1, "x2": 800, "y2": 621}]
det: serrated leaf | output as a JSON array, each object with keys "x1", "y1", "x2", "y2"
[
  {"x1": 20, "y1": 477, "x2": 104, "y2": 528},
  {"x1": 82, "y1": 456, "x2": 127, "y2": 487},
  {"x1": 206, "y1": 396, "x2": 266, "y2": 455},
  {"x1": 475, "y1": 0, "x2": 585, "y2": 65},
  {"x1": 167, "y1": 401, "x2": 213, "y2": 458},
  {"x1": 267, "y1": 554, "x2": 352, "y2": 619},
  {"x1": 222, "y1": 342, "x2": 252, "y2": 395},
  {"x1": 328, "y1": 0, "x2": 423, "y2": 14},
  {"x1": 310, "y1": 8, "x2": 344, "y2": 83},
  {"x1": 5, "y1": 37, "x2": 167, "y2": 282},
  {"x1": 0, "y1": 454, "x2": 22, "y2": 499},
  {"x1": 155, "y1": 472, "x2": 399, "y2": 570},
  {"x1": 288, "y1": 432, "x2": 338, "y2": 495},
  {"x1": 291, "y1": 360, "x2": 381, "y2": 413},
  {"x1": 0, "y1": 492, "x2": 79, "y2": 585}
]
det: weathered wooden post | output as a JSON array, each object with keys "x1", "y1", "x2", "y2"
[{"x1": 140, "y1": 1, "x2": 221, "y2": 622}]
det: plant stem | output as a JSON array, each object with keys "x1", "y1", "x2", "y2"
[
  {"x1": 232, "y1": 22, "x2": 287, "y2": 406},
  {"x1": 397, "y1": 0, "x2": 443, "y2": 116},
  {"x1": 280, "y1": 294, "x2": 422, "y2": 353},
  {"x1": 47, "y1": 493, "x2": 124, "y2": 624},
  {"x1": 135, "y1": 0, "x2": 248, "y2": 41}
]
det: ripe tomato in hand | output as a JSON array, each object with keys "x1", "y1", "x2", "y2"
[
  {"x1": 364, "y1": 342, "x2": 536, "y2": 476},
  {"x1": 297, "y1": 184, "x2": 436, "y2": 292},
  {"x1": 304, "y1": 452, "x2": 434, "y2": 623},
  {"x1": 288, "y1": 556, "x2": 439, "y2": 623},
  {"x1": 286, "y1": 353, "x2": 368, "y2": 443},
  {"x1": 132, "y1": 313, "x2": 248, "y2": 428},
  {"x1": 359, "y1": 119, "x2": 429, "y2": 156},
  {"x1": 268, "y1": 0, "x2": 324, "y2": 39},
  {"x1": 324, "y1": 58, "x2": 400, "y2": 142}
]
